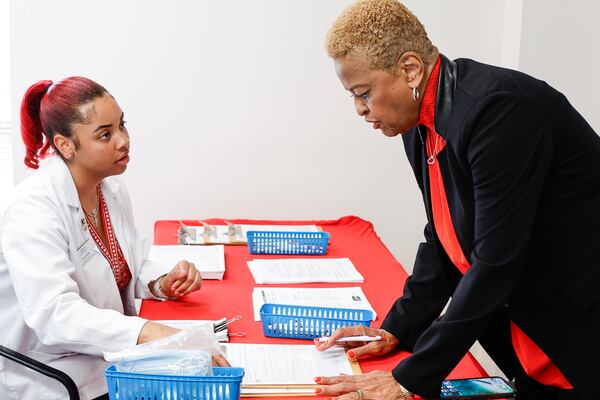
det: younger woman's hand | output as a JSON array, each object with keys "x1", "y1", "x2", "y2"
[{"x1": 161, "y1": 260, "x2": 202, "y2": 297}]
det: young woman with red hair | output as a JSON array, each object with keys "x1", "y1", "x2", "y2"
[{"x1": 0, "y1": 77, "x2": 222, "y2": 400}]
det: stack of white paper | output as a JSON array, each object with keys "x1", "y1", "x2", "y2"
[
  {"x1": 148, "y1": 245, "x2": 225, "y2": 280},
  {"x1": 247, "y1": 257, "x2": 364, "y2": 284},
  {"x1": 252, "y1": 286, "x2": 377, "y2": 321}
]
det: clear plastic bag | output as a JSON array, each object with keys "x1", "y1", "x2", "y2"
[
  {"x1": 104, "y1": 324, "x2": 222, "y2": 376},
  {"x1": 114, "y1": 349, "x2": 213, "y2": 376}
]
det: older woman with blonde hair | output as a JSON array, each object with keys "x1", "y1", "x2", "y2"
[{"x1": 316, "y1": 1, "x2": 599, "y2": 399}]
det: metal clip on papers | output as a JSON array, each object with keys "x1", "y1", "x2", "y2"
[
  {"x1": 199, "y1": 220, "x2": 217, "y2": 243},
  {"x1": 213, "y1": 315, "x2": 242, "y2": 333},
  {"x1": 224, "y1": 220, "x2": 244, "y2": 241},
  {"x1": 177, "y1": 220, "x2": 196, "y2": 245}
]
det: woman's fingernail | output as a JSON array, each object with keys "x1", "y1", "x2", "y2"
[
  {"x1": 315, "y1": 387, "x2": 322, "y2": 394},
  {"x1": 314, "y1": 377, "x2": 322, "y2": 383},
  {"x1": 347, "y1": 350, "x2": 356, "y2": 359}
]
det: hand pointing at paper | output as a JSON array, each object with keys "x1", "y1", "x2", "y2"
[{"x1": 315, "y1": 325, "x2": 399, "y2": 361}]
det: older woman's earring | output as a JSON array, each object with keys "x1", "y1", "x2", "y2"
[
  {"x1": 412, "y1": 87, "x2": 420, "y2": 101},
  {"x1": 64, "y1": 152, "x2": 72, "y2": 160}
]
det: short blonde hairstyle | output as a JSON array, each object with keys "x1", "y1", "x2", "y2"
[{"x1": 326, "y1": 0, "x2": 438, "y2": 72}]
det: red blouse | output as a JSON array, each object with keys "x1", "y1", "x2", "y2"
[
  {"x1": 85, "y1": 187, "x2": 132, "y2": 291},
  {"x1": 419, "y1": 57, "x2": 572, "y2": 389}
]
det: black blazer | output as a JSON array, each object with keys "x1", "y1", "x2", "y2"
[{"x1": 381, "y1": 55, "x2": 600, "y2": 399}]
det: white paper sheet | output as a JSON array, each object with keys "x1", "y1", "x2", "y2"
[
  {"x1": 247, "y1": 257, "x2": 364, "y2": 284},
  {"x1": 223, "y1": 343, "x2": 353, "y2": 386},
  {"x1": 252, "y1": 286, "x2": 376, "y2": 321},
  {"x1": 148, "y1": 245, "x2": 225, "y2": 279},
  {"x1": 156, "y1": 319, "x2": 228, "y2": 342},
  {"x1": 241, "y1": 387, "x2": 314, "y2": 395}
]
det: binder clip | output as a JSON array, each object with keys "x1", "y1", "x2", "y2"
[
  {"x1": 224, "y1": 220, "x2": 243, "y2": 241},
  {"x1": 199, "y1": 220, "x2": 217, "y2": 243},
  {"x1": 177, "y1": 220, "x2": 196, "y2": 245},
  {"x1": 213, "y1": 315, "x2": 242, "y2": 333}
]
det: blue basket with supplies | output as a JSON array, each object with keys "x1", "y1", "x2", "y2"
[
  {"x1": 105, "y1": 365, "x2": 245, "y2": 400},
  {"x1": 259, "y1": 303, "x2": 374, "y2": 340},
  {"x1": 246, "y1": 231, "x2": 330, "y2": 255}
]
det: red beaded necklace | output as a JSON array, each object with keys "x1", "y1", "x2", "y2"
[{"x1": 85, "y1": 187, "x2": 132, "y2": 290}]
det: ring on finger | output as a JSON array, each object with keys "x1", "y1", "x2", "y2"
[{"x1": 355, "y1": 389, "x2": 364, "y2": 399}]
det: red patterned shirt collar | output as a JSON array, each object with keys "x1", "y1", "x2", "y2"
[{"x1": 416, "y1": 56, "x2": 442, "y2": 131}]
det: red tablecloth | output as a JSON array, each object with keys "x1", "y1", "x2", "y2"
[{"x1": 143, "y1": 216, "x2": 487, "y2": 398}]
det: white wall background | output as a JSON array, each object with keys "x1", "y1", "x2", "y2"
[
  {"x1": 9, "y1": 0, "x2": 519, "y2": 273},
  {"x1": 519, "y1": 0, "x2": 600, "y2": 131}
]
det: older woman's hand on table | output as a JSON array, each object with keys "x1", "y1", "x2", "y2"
[
  {"x1": 315, "y1": 370, "x2": 409, "y2": 400},
  {"x1": 315, "y1": 326, "x2": 406, "y2": 399}
]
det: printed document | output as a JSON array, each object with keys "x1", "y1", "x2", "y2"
[
  {"x1": 247, "y1": 257, "x2": 364, "y2": 284},
  {"x1": 252, "y1": 286, "x2": 376, "y2": 321},
  {"x1": 223, "y1": 343, "x2": 355, "y2": 386}
]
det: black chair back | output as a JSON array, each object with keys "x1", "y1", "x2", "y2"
[{"x1": 0, "y1": 345, "x2": 80, "y2": 400}]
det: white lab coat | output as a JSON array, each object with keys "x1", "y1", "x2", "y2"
[{"x1": 0, "y1": 156, "x2": 161, "y2": 400}]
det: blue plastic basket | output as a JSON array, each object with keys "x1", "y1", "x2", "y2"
[
  {"x1": 246, "y1": 231, "x2": 330, "y2": 255},
  {"x1": 105, "y1": 365, "x2": 244, "y2": 400},
  {"x1": 259, "y1": 303, "x2": 374, "y2": 340}
]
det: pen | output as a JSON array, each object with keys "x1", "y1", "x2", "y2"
[{"x1": 317, "y1": 335, "x2": 382, "y2": 343}]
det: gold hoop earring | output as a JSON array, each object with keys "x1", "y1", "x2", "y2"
[{"x1": 412, "y1": 87, "x2": 420, "y2": 101}]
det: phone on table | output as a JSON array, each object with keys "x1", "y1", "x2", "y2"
[{"x1": 439, "y1": 376, "x2": 515, "y2": 399}]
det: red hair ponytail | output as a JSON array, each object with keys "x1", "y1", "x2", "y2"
[
  {"x1": 20, "y1": 80, "x2": 53, "y2": 169},
  {"x1": 19, "y1": 76, "x2": 108, "y2": 169}
]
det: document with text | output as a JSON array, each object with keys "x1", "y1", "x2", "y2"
[
  {"x1": 223, "y1": 343, "x2": 356, "y2": 388},
  {"x1": 247, "y1": 257, "x2": 364, "y2": 284}
]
